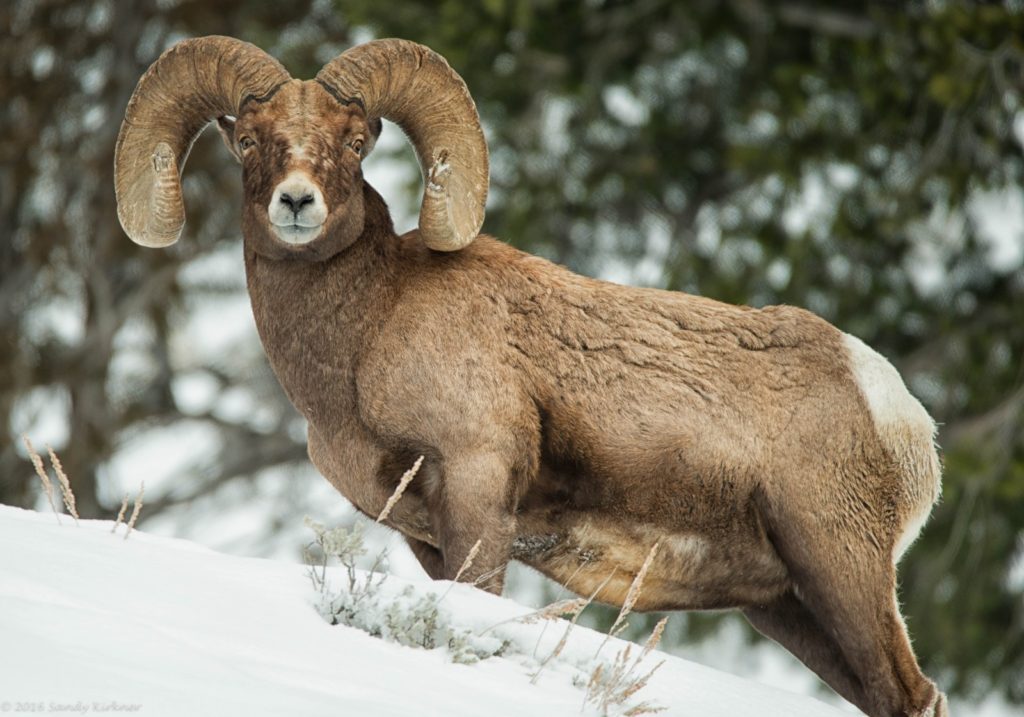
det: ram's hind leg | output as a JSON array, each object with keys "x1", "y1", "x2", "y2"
[
  {"x1": 743, "y1": 591, "x2": 870, "y2": 714},
  {"x1": 768, "y1": 512, "x2": 945, "y2": 717}
]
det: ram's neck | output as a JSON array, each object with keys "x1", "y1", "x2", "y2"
[{"x1": 243, "y1": 183, "x2": 401, "y2": 432}]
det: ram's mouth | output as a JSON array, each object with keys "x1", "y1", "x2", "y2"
[{"x1": 270, "y1": 222, "x2": 323, "y2": 245}]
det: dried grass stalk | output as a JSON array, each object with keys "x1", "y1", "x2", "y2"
[
  {"x1": 111, "y1": 493, "x2": 129, "y2": 534},
  {"x1": 585, "y1": 643, "x2": 666, "y2": 715},
  {"x1": 618, "y1": 660, "x2": 664, "y2": 703},
  {"x1": 123, "y1": 482, "x2": 145, "y2": 541},
  {"x1": 585, "y1": 615, "x2": 669, "y2": 716},
  {"x1": 529, "y1": 572, "x2": 610, "y2": 684},
  {"x1": 530, "y1": 617, "x2": 574, "y2": 685},
  {"x1": 623, "y1": 701, "x2": 666, "y2": 717},
  {"x1": 452, "y1": 538, "x2": 482, "y2": 584},
  {"x1": 376, "y1": 455, "x2": 423, "y2": 523},
  {"x1": 520, "y1": 598, "x2": 590, "y2": 625},
  {"x1": 22, "y1": 435, "x2": 60, "y2": 523},
  {"x1": 641, "y1": 617, "x2": 668, "y2": 659},
  {"x1": 471, "y1": 564, "x2": 506, "y2": 589},
  {"x1": 601, "y1": 541, "x2": 660, "y2": 654},
  {"x1": 587, "y1": 662, "x2": 605, "y2": 694},
  {"x1": 47, "y1": 445, "x2": 78, "y2": 523},
  {"x1": 482, "y1": 597, "x2": 590, "y2": 635},
  {"x1": 439, "y1": 537, "x2": 488, "y2": 603}
]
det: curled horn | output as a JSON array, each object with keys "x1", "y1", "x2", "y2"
[
  {"x1": 316, "y1": 39, "x2": 489, "y2": 252},
  {"x1": 114, "y1": 36, "x2": 291, "y2": 247}
]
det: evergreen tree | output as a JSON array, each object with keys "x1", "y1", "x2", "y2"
[{"x1": 1, "y1": 0, "x2": 1019, "y2": 700}]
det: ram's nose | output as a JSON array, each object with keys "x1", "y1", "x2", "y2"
[
  {"x1": 268, "y1": 172, "x2": 327, "y2": 230},
  {"x1": 279, "y1": 191, "x2": 314, "y2": 214},
  {"x1": 267, "y1": 173, "x2": 328, "y2": 245}
]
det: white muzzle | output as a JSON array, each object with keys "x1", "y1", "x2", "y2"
[{"x1": 268, "y1": 172, "x2": 327, "y2": 244}]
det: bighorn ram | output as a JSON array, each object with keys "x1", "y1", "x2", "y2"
[{"x1": 115, "y1": 36, "x2": 946, "y2": 716}]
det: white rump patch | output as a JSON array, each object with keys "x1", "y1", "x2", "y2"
[
  {"x1": 843, "y1": 333, "x2": 942, "y2": 561},
  {"x1": 843, "y1": 333, "x2": 933, "y2": 435}
]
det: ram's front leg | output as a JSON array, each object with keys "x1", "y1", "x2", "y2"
[
  {"x1": 435, "y1": 451, "x2": 517, "y2": 594},
  {"x1": 404, "y1": 535, "x2": 445, "y2": 580}
]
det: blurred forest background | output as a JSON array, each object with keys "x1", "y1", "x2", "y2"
[{"x1": 2, "y1": 0, "x2": 1022, "y2": 708}]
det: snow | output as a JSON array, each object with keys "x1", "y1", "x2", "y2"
[{"x1": 0, "y1": 504, "x2": 851, "y2": 717}]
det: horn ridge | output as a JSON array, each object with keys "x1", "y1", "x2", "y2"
[
  {"x1": 114, "y1": 35, "x2": 291, "y2": 247},
  {"x1": 316, "y1": 39, "x2": 488, "y2": 252}
]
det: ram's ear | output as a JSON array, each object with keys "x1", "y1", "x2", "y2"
[
  {"x1": 216, "y1": 116, "x2": 243, "y2": 164},
  {"x1": 362, "y1": 117, "x2": 383, "y2": 159}
]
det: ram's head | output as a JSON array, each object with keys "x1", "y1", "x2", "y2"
[{"x1": 114, "y1": 36, "x2": 488, "y2": 260}]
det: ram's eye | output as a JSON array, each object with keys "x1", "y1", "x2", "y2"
[
  {"x1": 348, "y1": 138, "x2": 364, "y2": 156},
  {"x1": 239, "y1": 136, "x2": 256, "y2": 151}
]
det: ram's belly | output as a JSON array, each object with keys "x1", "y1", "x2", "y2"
[{"x1": 511, "y1": 513, "x2": 790, "y2": 611}]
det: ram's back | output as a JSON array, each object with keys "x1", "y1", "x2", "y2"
[
  {"x1": 441, "y1": 237, "x2": 858, "y2": 464},
  {"x1": 376, "y1": 232, "x2": 932, "y2": 503}
]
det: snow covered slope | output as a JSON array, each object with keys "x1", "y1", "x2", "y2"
[{"x1": 0, "y1": 504, "x2": 850, "y2": 717}]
